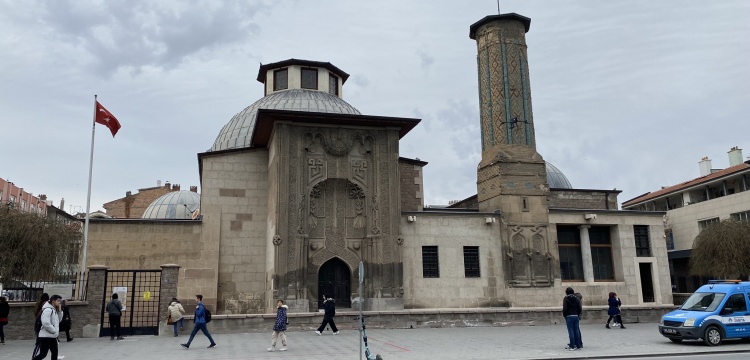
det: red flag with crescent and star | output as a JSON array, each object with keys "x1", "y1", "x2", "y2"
[{"x1": 95, "y1": 101, "x2": 121, "y2": 137}]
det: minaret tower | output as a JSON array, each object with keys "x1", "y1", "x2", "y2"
[
  {"x1": 470, "y1": 13, "x2": 549, "y2": 219},
  {"x1": 471, "y1": 13, "x2": 554, "y2": 287}
]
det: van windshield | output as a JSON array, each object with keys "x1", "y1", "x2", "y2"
[{"x1": 680, "y1": 292, "x2": 726, "y2": 312}]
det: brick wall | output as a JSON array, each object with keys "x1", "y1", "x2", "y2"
[{"x1": 103, "y1": 183, "x2": 189, "y2": 218}]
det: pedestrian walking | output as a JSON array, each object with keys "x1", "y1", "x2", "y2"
[
  {"x1": 268, "y1": 299, "x2": 288, "y2": 352},
  {"x1": 32, "y1": 293, "x2": 50, "y2": 357},
  {"x1": 562, "y1": 287, "x2": 583, "y2": 351},
  {"x1": 59, "y1": 299, "x2": 73, "y2": 342},
  {"x1": 315, "y1": 294, "x2": 339, "y2": 335},
  {"x1": 181, "y1": 294, "x2": 217, "y2": 349},
  {"x1": 0, "y1": 296, "x2": 9, "y2": 344},
  {"x1": 605, "y1": 292, "x2": 625, "y2": 329},
  {"x1": 105, "y1": 293, "x2": 124, "y2": 340},
  {"x1": 168, "y1": 298, "x2": 186, "y2": 337},
  {"x1": 31, "y1": 294, "x2": 63, "y2": 360}
]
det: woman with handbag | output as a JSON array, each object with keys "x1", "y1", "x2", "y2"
[{"x1": 167, "y1": 298, "x2": 185, "y2": 336}]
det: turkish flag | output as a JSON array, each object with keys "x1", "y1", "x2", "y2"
[{"x1": 95, "y1": 101, "x2": 121, "y2": 137}]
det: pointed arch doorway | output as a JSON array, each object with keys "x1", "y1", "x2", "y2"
[{"x1": 318, "y1": 258, "x2": 351, "y2": 308}]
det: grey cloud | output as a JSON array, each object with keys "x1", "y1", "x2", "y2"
[
  {"x1": 36, "y1": 0, "x2": 272, "y2": 75},
  {"x1": 418, "y1": 50, "x2": 434, "y2": 69}
]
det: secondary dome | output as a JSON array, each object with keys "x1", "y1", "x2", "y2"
[
  {"x1": 142, "y1": 191, "x2": 200, "y2": 219},
  {"x1": 209, "y1": 89, "x2": 361, "y2": 152},
  {"x1": 546, "y1": 161, "x2": 572, "y2": 189}
]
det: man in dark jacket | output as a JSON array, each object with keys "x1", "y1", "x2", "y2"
[
  {"x1": 562, "y1": 287, "x2": 583, "y2": 350},
  {"x1": 105, "y1": 293, "x2": 124, "y2": 340},
  {"x1": 315, "y1": 294, "x2": 339, "y2": 335}
]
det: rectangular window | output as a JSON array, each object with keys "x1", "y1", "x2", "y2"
[
  {"x1": 698, "y1": 217, "x2": 720, "y2": 231},
  {"x1": 589, "y1": 226, "x2": 614, "y2": 280},
  {"x1": 521, "y1": 197, "x2": 529, "y2": 212},
  {"x1": 422, "y1": 246, "x2": 439, "y2": 278},
  {"x1": 463, "y1": 246, "x2": 480, "y2": 278},
  {"x1": 301, "y1": 68, "x2": 318, "y2": 89},
  {"x1": 273, "y1": 68, "x2": 288, "y2": 91},
  {"x1": 557, "y1": 225, "x2": 583, "y2": 281},
  {"x1": 634, "y1": 225, "x2": 652, "y2": 257},
  {"x1": 731, "y1": 210, "x2": 750, "y2": 222},
  {"x1": 329, "y1": 74, "x2": 339, "y2": 95}
]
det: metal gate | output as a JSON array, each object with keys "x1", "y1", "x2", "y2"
[{"x1": 100, "y1": 270, "x2": 162, "y2": 337}]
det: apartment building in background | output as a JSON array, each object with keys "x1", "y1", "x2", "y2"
[{"x1": 622, "y1": 146, "x2": 750, "y2": 293}]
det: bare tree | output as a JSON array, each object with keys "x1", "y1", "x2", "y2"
[
  {"x1": 690, "y1": 220, "x2": 750, "y2": 279},
  {"x1": 0, "y1": 203, "x2": 80, "y2": 282}
]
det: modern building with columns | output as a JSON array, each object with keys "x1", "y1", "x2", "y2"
[{"x1": 84, "y1": 12, "x2": 672, "y2": 314}]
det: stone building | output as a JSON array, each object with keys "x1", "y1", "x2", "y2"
[{"x1": 85, "y1": 12, "x2": 672, "y2": 314}]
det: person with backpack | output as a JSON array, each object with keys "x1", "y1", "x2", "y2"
[
  {"x1": 32, "y1": 293, "x2": 50, "y2": 356},
  {"x1": 106, "y1": 293, "x2": 124, "y2": 340},
  {"x1": 181, "y1": 294, "x2": 217, "y2": 349},
  {"x1": 31, "y1": 294, "x2": 63, "y2": 360},
  {"x1": 59, "y1": 299, "x2": 73, "y2": 342},
  {"x1": 605, "y1": 292, "x2": 626, "y2": 329},
  {"x1": 168, "y1": 298, "x2": 186, "y2": 336},
  {"x1": 315, "y1": 294, "x2": 339, "y2": 335},
  {"x1": 268, "y1": 299, "x2": 288, "y2": 352}
]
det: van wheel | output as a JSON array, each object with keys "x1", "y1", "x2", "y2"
[
  {"x1": 669, "y1": 338, "x2": 683, "y2": 343},
  {"x1": 703, "y1": 326, "x2": 722, "y2": 346}
]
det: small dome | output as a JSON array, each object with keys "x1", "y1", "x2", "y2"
[
  {"x1": 546, "y1": 161, "x2": 572, "y2": 189},
  {"x1": 209, "y1": 89, "x2": 361, "y2": 152},
  {"x1": 142, "y1": 191, "x2": 200, "y2": 219}
]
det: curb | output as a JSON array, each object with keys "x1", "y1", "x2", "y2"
[{"x1": 526, "y1": 348, "x2": 750, "y2": 360}]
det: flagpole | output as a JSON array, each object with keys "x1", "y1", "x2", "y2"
[{"x1": 78, "y1": 94, "x2": 98, "y2": 300}]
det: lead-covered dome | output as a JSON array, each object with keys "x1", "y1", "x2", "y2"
[
  {"x1": 546, "y1": 161, "x2": 572, "y2": 189},
  {"x1": 142, "y1": 191, "x2": 200, "y2": 219},
  {"x1": 209, "y1": 89, "x2": 361, "y2": 152}
]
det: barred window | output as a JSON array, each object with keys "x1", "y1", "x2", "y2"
[
  {"x1": 463, "y1": 246, "x2": 480, "y2": 278},
  {"x1": 422, "y1": 246, "x2": 439, "y2": 278},
  {"x1": 557, "y1": 225, "x2": 583, "y2": 281},
  {"x1": 301, "y1": 68, "x2": 318, "y2": 89},
  {"x1": 589, "y1": 226, "x2": 614, "y2": 281},
  {"x1": 634, "y1": 225, "x2": 652, "y2": 257},
  {"x1": 273, "y1": 68, "x2": 288, "y2": 91},
  {"x1": 731, "y1": 211, "x2": 750, "y2": 222},
  {"x1": 329, "y1": 74, "x2": 339, "y2": 96}
]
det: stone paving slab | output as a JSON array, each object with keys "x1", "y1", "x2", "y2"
[{"x1": 2, "y1": 323, "x2": 750, "y2": 359}]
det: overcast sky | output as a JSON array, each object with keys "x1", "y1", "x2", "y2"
[{"x1": 1, "y1": 0, "x2": 749, "y2": 215}]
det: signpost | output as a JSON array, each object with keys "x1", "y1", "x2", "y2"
[{"x1": 359, "y1": 261, "x2": 364, "y2": 360}]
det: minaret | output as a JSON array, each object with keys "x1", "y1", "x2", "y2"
[
  {"x1": 470, "y1": 13, "x2": 549, "y2": 219},
  {"x1": 470, "y1": 13, "x2": 554, "y2": 287}
]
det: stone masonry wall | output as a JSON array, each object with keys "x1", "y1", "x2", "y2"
[
  {"x1": 3, "y1": 266, "x2": 108, "y2": 340},
  {"x1": 548, "y1": 190, "x2": 619, "y2": 210},
  {"x1": 200, "y1": 149, "x2": 269, "y2": 314},
  {"x1": 398, "y1": 160, "x2": 424, "y2": 211}
]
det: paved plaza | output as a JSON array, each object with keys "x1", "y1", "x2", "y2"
[{"x1": 2, "y1": 323, "x2": 750, "y2": 359}]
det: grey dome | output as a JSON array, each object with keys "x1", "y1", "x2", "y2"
[
  {"x1": 210, "y1": 89, "x2": 361, "y2": 152},
  {"x1": 142, "y1": 191, "x2": 200, "y2": 219},
  {"x1": 546, "y1": 161, "x2": 572, "y2": 189}
]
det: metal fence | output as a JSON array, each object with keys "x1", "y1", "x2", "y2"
[{"x1": 1, "y1": 271, "x2": 86, "y2": 302}]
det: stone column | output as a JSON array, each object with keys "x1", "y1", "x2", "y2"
[
  {"x1": 579, "y1": 225, "x2": 594, "y2": 283},
  {"x1": 158, "y1": 264, "x2": 180, "y2": 336},
  {"x1": 81, "y1": 265, "x2": 108, "y2": 338}
]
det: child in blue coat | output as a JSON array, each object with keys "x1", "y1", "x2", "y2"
[{"x1": 268, "y1": 299, "x2": 288, "y2": 352}]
